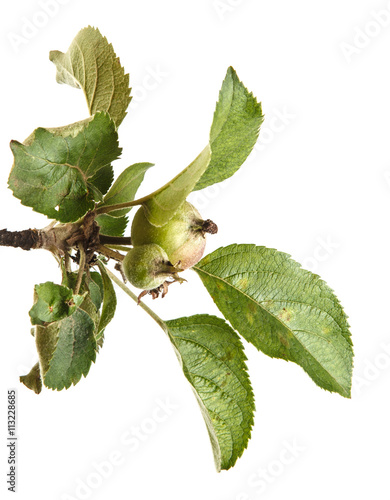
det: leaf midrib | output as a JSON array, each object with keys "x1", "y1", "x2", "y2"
[
  {"x1": 210, "y1": 73, "x2": 234, "y2": 147},
  {"x1": 166, "y1": 323, "x2": 252, "y2": 467},
  {"x1": 18, "y1": 147, "x2": 101, "y2": 186},
  {"x1": 193, "y1": 265, "x2": 349, "y2": 394},
  {"x1": 196, "y1": 250, "x2": 349, "y2": 341},
  {"x1": 172, "y1": 333, "x2": 251, "y2": 399},
  {"x1": 194, "y1": 265, "x2": 345, "y2": 337},
  {"x1": 23, "y1": 156, "x2": 87, "y2": 184}
]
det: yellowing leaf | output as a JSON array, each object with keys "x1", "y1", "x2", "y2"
[{"x1": 49, "y1": 26, "x2": 131, "y2": 127}]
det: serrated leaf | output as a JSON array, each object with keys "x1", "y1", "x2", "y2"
[
  {"x1": 95, "y1": 214, "x2": 128, "y2": 236},
  {"x1": 35, "y1": 308, "x2": 97, "y2": 391},
  {"x1": 49, "y1": 26, "x2": 131, "y2": 127},
  {"x1": 61, "y1": 270, "x2": 102, "y2": 328},
  {"x1": 8, "y1": 112, "x2": 121, "y2": 223},
  {"x1": 194, "y1": 67, "x2": 264, "y2": 191},
  {"x1": 88, "y1": 272, "x2": 104, "y2": 310},
  {"x1": 96, "y1": 262, "x2": 116, "y2": 337},
  {"x1": 164, "y1": 314, "x2": 255, "y2": 471},
  {"x1": 23, "y1": 119, "x2": 114, "y2": 198},
  {"x1": 61, "y1": 268, "x2": 97, "y2": 294},
  {"x1": 194, "y1": 244, "x2": 353, "y2": 398},
  {"x1": 141, "y1": 145, "x2": 211, "y2": 226},
  {"x1": 24, "y1": 116, "x2": 94, "y2": 145},
  {"x1": 20, "y1": 362, "x2": 42, "y2": 394},
  {"x1": 29, "y1": 282, "x2": 85, "y2": 326},
  {"x1": 99, "y1": 162, "x2": 154, "y2": 217},
  {"x1": 61, "y1": 267, "x2": 106, "y2": 349},
  {"x1": 89, "y1": 164, "x2": 114, "y2": 197}
]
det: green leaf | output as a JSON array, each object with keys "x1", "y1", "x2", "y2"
[
  {"x1": 49, "y1": 26, "x2": 131, "y2": 127},
  {"x1": 100, "y1": 162, "x2": 154, "y2": 217},
  {"x1": 35, "y1": 308, "x2": 97, "y2": 390},
  {"x1": 194, "y1": 67, "x2": 264, "y2": 191},
  {"x1": 61, "y1": 270, "x2": 102, "y2": 325},
  {"x1": 58, "y1": 265, "x2": 108, "y2": 355},
  {"x1": 24, "y1": 118, "x2": 114, "y2": 198},
  {"x1": 95, "y1": 214, "x2": 128, "y2": 236},
  {"x1": 23, "y1": 116, "x2": 94, "y2": 145},
  {"x1": 164, "y1": 314, "x2": 254, "y2": 471},
  {"x1": 141, "y1": 145, "x2": 211, "y2": 226},
  {"x1": 89, "y1": 164, "x2": 114, "y2": 197},
  {"x1": 8, "y1": 112, "x2": 121, "y2": 223},
  {"x1": 96, "y1": 262, "x2": 117, "y2": 337},
  {"x1": 29, "y1": 282, "x2": 85, "y2": 326},
  {"x1": 60, "y1": 269, "x2": 104, "y2": 346},
  {"x1": 194, "y1": 245, "x2": 353, "y2": 398},
  {"x1": 88, "y1": 272, "x2": 104, "y2": 310},
  {"x1": 20, "y1": 362, "x2": 42, "y2": 394}
]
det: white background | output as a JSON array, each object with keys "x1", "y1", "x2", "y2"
[{"x1": 1, "y1": 1, "x2": 389, "y2": 499}]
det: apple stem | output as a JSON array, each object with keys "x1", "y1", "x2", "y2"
[{"x1": 105, "y1": 266, "x2": 167, "y2": 331}]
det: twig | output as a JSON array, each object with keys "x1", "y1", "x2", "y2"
[
  {"x1": 74, "y1": 246, "x2": 86, "y2": 295},
  {"x1": 97, "y1": 244, "x2": 125, "y2": 262},
  {"x1": 105, "y1": 266, "x2": 167, "y2": 331},
  {"x1": 99, "y1": 235, "x2": 132, "y2": 246},
  {"x1": 0, "y1": 228, "x2": 41, "y2": 250}
]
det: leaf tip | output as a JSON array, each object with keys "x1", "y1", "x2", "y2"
[
  {"x1": 48, "y1": 49, "x2": 61, "y2": 62},
  {"x1": 9, "y1": 139, "x2": 21, "y2": 152}
]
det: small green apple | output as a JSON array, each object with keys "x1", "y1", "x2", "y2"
[
  {"x1": 131, "y1": 201, "x2": 217, "y2": 269},
  {"x1": 122, "y1": 243, "x2": 182, "y2": 290}
]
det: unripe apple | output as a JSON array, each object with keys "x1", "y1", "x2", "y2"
[
  {"x1": 122, "y1": 243, "x2": 181, "y2": 290},
  {"x1": 131, "y1": 201, "x2": 217, "y2": 270}
]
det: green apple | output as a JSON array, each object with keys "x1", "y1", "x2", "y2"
[
  {"x1": 131, "y1": 201, "x2": 216, "y2": 269},
  {"x1": 122, "y1": 243, "x2": 181, "y2": 290}
]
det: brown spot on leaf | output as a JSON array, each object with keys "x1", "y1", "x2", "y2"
[
  {"x1": 221, "y1": 350, "x2": 234, "y2": 362},
  {"x1": 278, "y1": 308, "x2": 293, "y2": 323},
  {"x1": 279, "y1": 335, "x2": 289, "y2": 348},
  {"x1": 237, "y1": 277, "x2": 249, "y2": 290}
]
